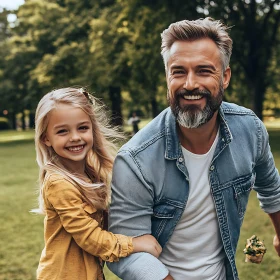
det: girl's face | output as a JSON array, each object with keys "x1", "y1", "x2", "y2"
[{"x1": 43, "y1": 103, "x2": 93, "y2": 173}]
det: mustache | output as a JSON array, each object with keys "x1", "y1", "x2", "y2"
[{"x1": 175, "y1": 88, "x2": 211, "y2": 97}]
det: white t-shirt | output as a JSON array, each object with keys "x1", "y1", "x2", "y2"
[{"x1": 159, "y1": 132, "x2": 226, "y2": 279}]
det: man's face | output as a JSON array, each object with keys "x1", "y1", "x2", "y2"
[{"x1": 166, "y1": 38, "x2": 231, "y2": 128}]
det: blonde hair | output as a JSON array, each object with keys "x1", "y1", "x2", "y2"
[
  {"x1": 33, "y1": 87, "x2": 123, "y2": 214},
  {"x1": 161, "y1": 17, "x2": 232, "y2": 71}
]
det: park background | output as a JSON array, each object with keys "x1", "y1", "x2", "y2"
[{"x1": 1, "y1": 0, "x2": 280, "y2": 279}]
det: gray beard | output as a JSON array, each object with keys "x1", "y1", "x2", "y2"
[
  {"x1": 177, "y1": 104, "x2": 213, "y2": 128},
  {"x1": 169, "y1": 84, "x2": 224, "y2": 129}
]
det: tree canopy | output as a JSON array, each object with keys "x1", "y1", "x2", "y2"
[{"x1": 1, "y1": 0, "x2": 280, "y2": 129}]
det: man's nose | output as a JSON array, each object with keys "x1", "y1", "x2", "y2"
[{"x1": 183, "y1": 72, "x2": 198, "y2": 91}]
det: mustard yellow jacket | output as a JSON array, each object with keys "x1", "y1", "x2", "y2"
[{"x1": 37, "y1": 174, "x2": 133, "y2": 280}]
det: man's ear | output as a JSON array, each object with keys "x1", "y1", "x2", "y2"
[
  {"x1": 42, "y1": 134, "x2": 52, "y2": 147},
  {"x1": 223, "y1": 66, "x2": 231, "y2": 90}
]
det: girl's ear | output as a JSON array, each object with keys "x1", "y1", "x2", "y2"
[{"x1": 42, "y1": 134, "x2": 52, "y2": 147}]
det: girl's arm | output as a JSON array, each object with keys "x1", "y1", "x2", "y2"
[{"x1": 45, "y1": 177, "x2": 160, "y2": 262}]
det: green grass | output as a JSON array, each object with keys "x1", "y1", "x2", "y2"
[
  {"x1": 0, "y1": 130, "x2": 35, "y2": 143},
  {"x1": 0, "y1": 140, "x2": 41, "y2": 280},
  {"x1": 1, "y1": 123, "x2": 280, "y2": 280},
  {"x1": 0, "y1": 136, "x2": 118, "y2": 280}
]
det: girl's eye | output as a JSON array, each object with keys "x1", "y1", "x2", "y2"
[
  {"x1": 79, "y1": 126, "x2": 89, "y2": 130},
  {"x1": 57, "y1": 129, "x2": 67, "y2": 134}
]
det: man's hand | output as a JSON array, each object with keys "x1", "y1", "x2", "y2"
[
  {"x1": 132, "y1": 234, "x2": 162, "y2": 258},
  {"x1": 273, "y1": 235, "x2": 280, "y2": 256},
  {"x1": 268, "y1": 211, "x2": 280, "y2": 257}
]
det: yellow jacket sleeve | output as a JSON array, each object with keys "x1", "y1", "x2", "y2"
[{"x1": 45, "y1": 177, "x2": 133, "y2": 262}]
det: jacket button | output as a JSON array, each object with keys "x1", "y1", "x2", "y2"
[
  {"x1": 178, "y1": 157, "x2": 184, "y2": 162},
  {"x1": 210, "y1": 165, "x2": 215, "y2": 171}
]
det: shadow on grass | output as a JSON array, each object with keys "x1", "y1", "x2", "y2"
[{"x1": 0, "y1": 138, "x2": 34, "y2": 147}]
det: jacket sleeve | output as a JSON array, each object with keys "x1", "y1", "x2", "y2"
[
  {"x1": 45, "y1": 177, "x2": 133, "y2": 262},
  {"x1": 107, "y1": 151, "x2": 169, "y2": 279},
  {"x1": 254, "y1": 120, "x2": 280, "y2": 214}
]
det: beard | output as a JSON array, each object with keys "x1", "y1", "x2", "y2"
[{"x1": 168, "y1": 83, "x2": 224, "y2": 129}]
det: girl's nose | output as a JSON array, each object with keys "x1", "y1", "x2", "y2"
[{"x1": 70, "y1": 132, "x2": 81, "y2": 142}]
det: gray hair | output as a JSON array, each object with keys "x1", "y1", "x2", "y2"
[{"x1": 161, "y1": 17, "x2": 232, "y2": 71}]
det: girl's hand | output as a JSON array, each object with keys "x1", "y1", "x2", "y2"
[{"x1": 132, "y1": 234, "x2": 162, "y2": 258}]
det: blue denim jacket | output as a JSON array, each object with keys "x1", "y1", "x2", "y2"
[{"x1": 108, "y1": 102, "x2": 280, "y2": 280}]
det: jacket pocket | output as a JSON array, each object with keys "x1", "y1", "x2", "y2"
[
  {"x1": 151, "y1": 202, "x2": 177, "y2": 238},
  {"x1": 82, "y1": 203, "x2": 103, "y2": 224},
  {"x1": 233, "y1": 174, "x2": 255, "y2": 218},
  {"x1": 83, "y1": 204, "x2": 97, "y2": 215}
]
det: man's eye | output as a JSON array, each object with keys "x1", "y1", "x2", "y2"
[
  {"x1": 199, "y1": 69, "x2": 211, "y2": 74},
  {"x1": 172, "y1": 70, "x2": 184, "y2": 75}
]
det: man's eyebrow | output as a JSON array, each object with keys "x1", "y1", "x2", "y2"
[
  {"x1": 197, "y1": 64, "x2": 216, "y2": 71},
  {"x1": 170, "y1": 65, "x2": 185, "y2": 70}
]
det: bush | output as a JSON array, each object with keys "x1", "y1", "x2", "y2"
[{"x1": 0, "y1": 117, "x2": 11, "y2": 130}]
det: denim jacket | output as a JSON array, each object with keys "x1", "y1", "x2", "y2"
[{"x1": 108, "y1": 102, "x2": 280, "y2": 280}]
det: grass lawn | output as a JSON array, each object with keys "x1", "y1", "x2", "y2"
[
  {"x1": 0, "y1": 137, "x2": 118, "y2": 280},
  {"x1": 0, "y1": 130, "x2": 35, "y2": 143},
  {"x1": 0, "y1": 121, "x2": 280, "y2": 279}
]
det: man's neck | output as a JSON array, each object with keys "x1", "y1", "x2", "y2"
[{"x1": 178, "y1": 112, "x2": 219, "y2": 155}]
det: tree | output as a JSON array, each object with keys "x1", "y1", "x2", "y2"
[
  {"x1": 92, "y1": 0, "x2": 203, "y2": 118},
  {"x1": 2, "y1": 0, "x2": 279, "y2": 125},
  {"x1": 205, "y1": 0, "x2": 280, "y2": 119}
]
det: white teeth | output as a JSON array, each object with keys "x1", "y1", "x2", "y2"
[
  {"x1": 67, "y1": 145, "x2": 84, "y2": 152},
  {"x1": 183, "y1": 95, "x2": 203, "y2": 100}
]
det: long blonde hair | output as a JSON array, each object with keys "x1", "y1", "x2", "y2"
[{"x1": 33, "y1": 87, "x2": 123, "y2": 214}]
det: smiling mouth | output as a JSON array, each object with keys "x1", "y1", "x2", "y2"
[
  {"x1": 66, "y1": 145, "x2": 85, "y2": 152},
  {"x1": 182, "y1": 95, "x2": 203, "y2": 100}
]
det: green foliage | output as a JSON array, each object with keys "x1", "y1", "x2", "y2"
[
  {"x1": 1, "y1": 0, "x2": 280, "y2": 123},
  {"x1": 206, "y1": 0, "x2": 280, "y2": 118},
  {"x1": 0, "y1": 8, "x2": 10, "y2": 40}
]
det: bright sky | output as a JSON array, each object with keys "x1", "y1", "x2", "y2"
[{"x1": 0, "y1": 0, "x2": 25, "y2": 10}]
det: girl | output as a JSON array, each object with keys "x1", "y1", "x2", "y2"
[{"x1": 33, "y1": 87, "x2": 161, "y2": 280}]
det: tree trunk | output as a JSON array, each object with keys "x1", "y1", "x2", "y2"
[
  {"x1": 252, "y1": 82, "x2": 265, "y2": 121},
  {"x1": 109, "y1": 86, "x2": 123, "y2": 126},
  {"x1": 11, "y1": 112, "x2": 17, "y2": 130},
  {"x1": 151, "y1": 96, "x2": 158, "y2": 118},
  {"x1": 29, "y1": 112, "x2": 35, "y2": 129},
  {"x1": 21, "y1": 112, "x2": 26, "y2": 130}
]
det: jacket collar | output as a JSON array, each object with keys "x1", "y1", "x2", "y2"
[{"x1": 164, "y1": 102, "x2": 232, "y2": 160}]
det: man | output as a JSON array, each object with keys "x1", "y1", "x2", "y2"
[{"x1": 107, "y1": 18, "x2": 280, "y2": 280}]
